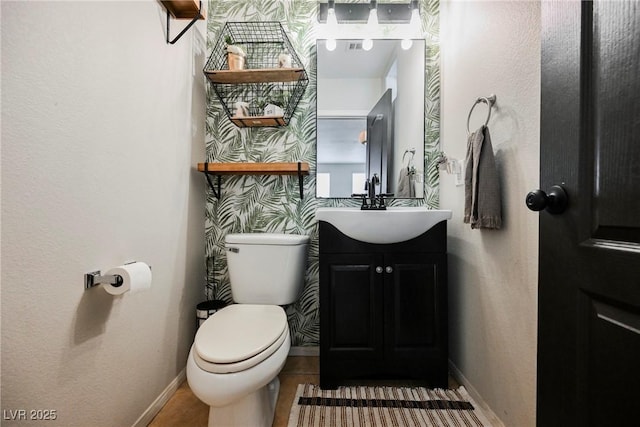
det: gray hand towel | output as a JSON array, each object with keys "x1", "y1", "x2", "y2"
[{"x1": 464, "y1": 126, "x2": 502, "y2": 229}]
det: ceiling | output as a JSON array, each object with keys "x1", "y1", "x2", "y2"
[{"x1": 317, "y1": 39, "x2": 400, "y2": 79}]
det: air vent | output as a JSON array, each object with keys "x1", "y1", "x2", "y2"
[{"x1": 346, "y1": 41, "x2": 363, "y2": 51}]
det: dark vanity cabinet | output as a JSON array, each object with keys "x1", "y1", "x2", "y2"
[{"x1": 319, "y1": 220, "x2": 448, "y2": 389}]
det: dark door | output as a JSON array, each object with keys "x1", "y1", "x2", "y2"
[
  {"x1": 366, "y1": 89, "x2": 393, "y2": 193},
  {"x1": 537, "y1": 2, "x2": 640, "y2": 426}
]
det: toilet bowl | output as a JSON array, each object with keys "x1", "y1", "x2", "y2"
[{"x1": 186, "y1": 233, "x2": 309, "y2": 427}]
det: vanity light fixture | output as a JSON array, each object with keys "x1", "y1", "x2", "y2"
[
  {"x1": 318, "y1": 1, "x2": 417, "y2": 24},
  {"x1": 318, "y1": 1, "x2": 419, "y2": 51},
  {"x1": 362, "y1": 0, "x2": 378, "y2": 51}
]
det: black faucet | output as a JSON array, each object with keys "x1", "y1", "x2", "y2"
[{"x1": 354, "y1": 174, "x2": 391, "y2": 210}]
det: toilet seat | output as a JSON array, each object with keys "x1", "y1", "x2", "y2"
[{"x1": 194, "y1": 305, "x2": 288, "y2": 374}]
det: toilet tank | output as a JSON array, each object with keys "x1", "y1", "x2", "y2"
[{"x1": 225, "y1": 233, "x2": 310, "y2": 305}]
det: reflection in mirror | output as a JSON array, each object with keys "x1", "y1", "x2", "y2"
[{"x1": 317, "y1": 39, "x2": 425, "y2": 198}]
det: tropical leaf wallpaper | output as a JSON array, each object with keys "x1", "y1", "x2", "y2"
[{"x1": 204, "y1": 0, "x2": 440, "y2": 346}]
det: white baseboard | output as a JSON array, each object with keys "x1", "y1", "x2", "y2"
[
  {"x1": 448, "y1": 360, "x2": 505, "y2": 427},
  {"x1": 132, "y1": 368, "x2": 186, "y2": 427},
  {"x1": 288, "y1": 346, "x2": 319, "y2": 356}
]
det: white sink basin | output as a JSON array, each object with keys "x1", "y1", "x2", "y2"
[{"x1": 316, "y1": 207, "x2": 452, "y2": 244}]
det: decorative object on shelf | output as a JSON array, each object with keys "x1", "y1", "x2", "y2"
[
  {"x1": 225, "y1": 35, "x2": 246, "y2": 70},
  {"x1": 264, "y1": 103, "x2": 284, "y2": 117},
  {"x1": 203, "y1": 22, "x2": 309, "y2": 127},
  {"x1": 278, "y1": 50, "x2": 292, "y2": 68},
  {"x1": 235, "y1": 101, "x2": 249, "y2": 117},
  {"x1": 160, "y1": 0, "x2": 204, "y2": 45}
]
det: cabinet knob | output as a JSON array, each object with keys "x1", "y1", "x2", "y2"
[
  {"x1": 376, "y1": 266, "x2": 383, "y2": 274},
  {"x1": 385, "y1": 266, "x2": 393, "y2": 273}
]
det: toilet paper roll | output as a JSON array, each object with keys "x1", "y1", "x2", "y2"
[{"x1": 103, "y1": 262, "x2": 152, "y2": 296}]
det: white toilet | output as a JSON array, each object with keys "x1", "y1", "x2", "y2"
[{"x1": 186, "y1": 233, "x2": 309, "y2": 427}]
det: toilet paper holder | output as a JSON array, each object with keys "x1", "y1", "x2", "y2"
[
  {"x1": 84, "y1": 261, "x2": 150, "y2": 290},
  {"x1": 84, "y1": 271, "x2": 124, "y2": 290}
]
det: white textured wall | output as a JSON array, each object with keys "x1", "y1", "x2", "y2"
[
  {"x1": 440, "y1": 1, "x2": 540, "y2": 426},
  {"x1": 318, "y1": 77, "x2": 382, "y2": 114},
  {"x1": 1, "y1": 1, "x2": 206, "y2": 426}
]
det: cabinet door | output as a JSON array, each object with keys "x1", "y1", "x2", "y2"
[
  {"x1": 383, "y1": 252, "x2": 447, "y2": 363},
  {"x1": 320, "y1": 253, "x2": 383, "y2": 360}
]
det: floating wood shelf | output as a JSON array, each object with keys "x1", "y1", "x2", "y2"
[
  {"x1": 229, "y1": 116, "x2": 286, "y2": 127},
  {"x1": 159, "y1": 0, "x2": 205, "y2": 44},
  {"x1": 204, "y1": 68, "x2": 307, "y2": 85},
  {"x1": 197, "y1": 162, "x2": 310, "y2": 199},
  {"x1": 161, "y1": 0, "x2": 204, "y2": 19}
]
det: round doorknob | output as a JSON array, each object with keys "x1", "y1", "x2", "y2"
[
  {"x1": 385, "y1": 266, "x2": 393, "y2": 274},
  {"x1": 376, "y1": 266, "x2": 383, "y2": 274},
  {"x1": 525, "y1": 185, "x2": 568, "y2": 214}
]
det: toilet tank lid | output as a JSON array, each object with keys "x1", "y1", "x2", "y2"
[{"x1": 225, "y1": 233, "x2": 309, "y2": 246}]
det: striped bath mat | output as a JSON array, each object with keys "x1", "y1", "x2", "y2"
[{"x1": 288, "y1": 384, "x2": 492, "y2": 427}]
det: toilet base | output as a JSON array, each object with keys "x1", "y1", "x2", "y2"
[{"x1": 208, "y1": 377, "x2": 280, "y2": 427}]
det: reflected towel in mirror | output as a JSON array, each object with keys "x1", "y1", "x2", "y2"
[{"x1": 396, "y1": 167, "x2": 416, "y2": 198}]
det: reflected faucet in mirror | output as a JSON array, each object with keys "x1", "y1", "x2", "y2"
[
  {"x1": 367, "y1": 174, "x2": 379, "y2": 203},
  {"x1": 366, "y1": 173, "x2": 379, "y2": 207}
]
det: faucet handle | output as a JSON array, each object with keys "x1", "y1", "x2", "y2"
[
  {"x1": 377, "y1": 193, "x2": 394, "y2": 209},
  {"x1": 351, "y1": 193, "x2": 368, "y2": 209}
]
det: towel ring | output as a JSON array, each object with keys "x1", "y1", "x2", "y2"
[
  {"x1": 466, "y1": 94, "x2": 497, "y2": 135},
  {"x1": 402, "y1": 148, "x2": 416, "y2": 164}
]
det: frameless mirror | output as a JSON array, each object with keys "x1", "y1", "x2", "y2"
[{"x1": 316, "y1": 39, "x2": 425, "y2": 198}]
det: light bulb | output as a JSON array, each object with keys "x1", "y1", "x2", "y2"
[
  {"x1": 326, "y1": 38, "x2": 337, "y2": 51},
  {"x1": 401, "y1": 39, "x2": 413, "y2": 50},
  {"x1": 363, "y1": 6, "x2": 378, "y2": 52}
]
